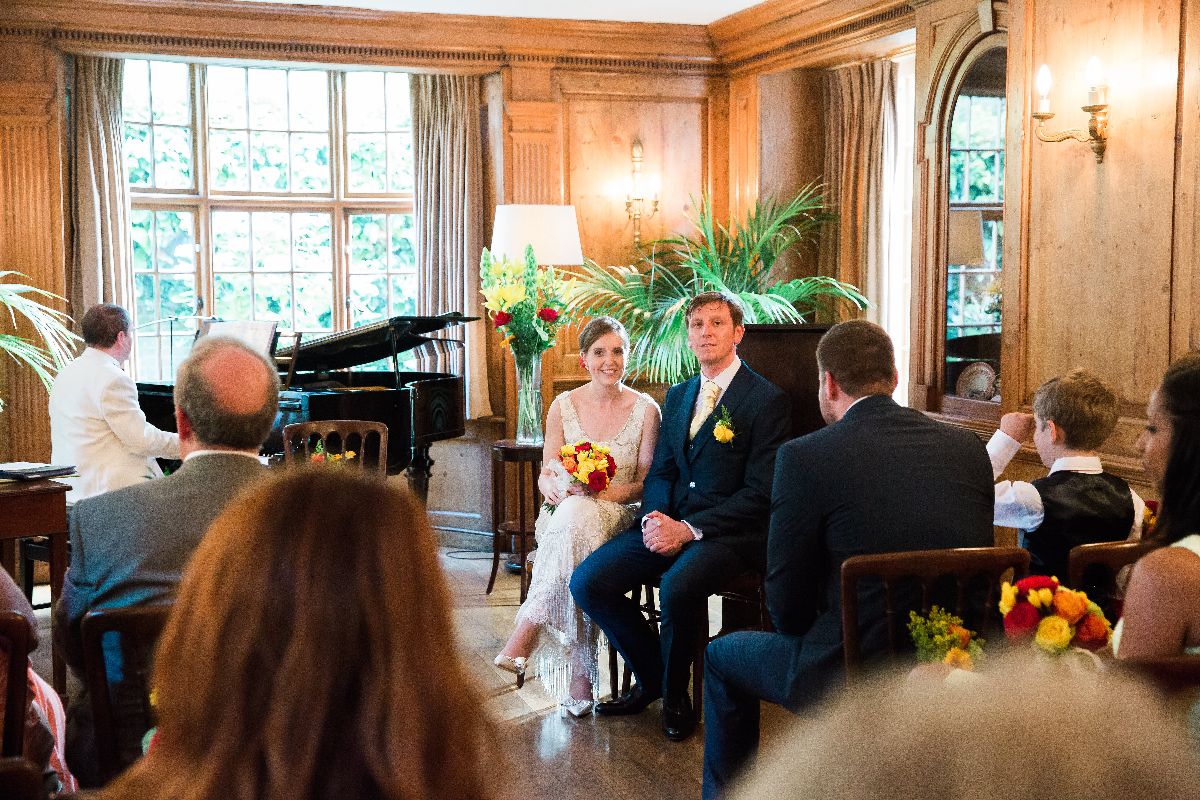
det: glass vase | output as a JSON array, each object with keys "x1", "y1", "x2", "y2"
[{"x1": 513, "y1": 348, "x2": 544, "y2": 446}]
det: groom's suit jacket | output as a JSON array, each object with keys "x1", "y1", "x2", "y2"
[{"x1": 639, "y1": 361, "x2": 791, "y2": 571}]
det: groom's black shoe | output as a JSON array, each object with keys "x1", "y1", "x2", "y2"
[
  {"x1": 662, "y1": 695, "x2": 695, "y2": 741},
  {"x1": 595, "y1": 684, "x2": 661, "y2": 716}
]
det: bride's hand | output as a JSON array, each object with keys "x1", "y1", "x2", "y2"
[
  {"x1": 539, "y1": 470, "x2": 565, "y2": 505},
  {"x1": 565, "y1": 482, "x2": 591, "y2": 497}
]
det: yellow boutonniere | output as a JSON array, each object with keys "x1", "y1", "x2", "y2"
[{"x1": 713, "y1": 405, "x2": 735, "y2": 444}]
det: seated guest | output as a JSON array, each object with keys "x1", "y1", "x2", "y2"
[
  {"x1": 95, "y1": 469, "x2": 494, "y2": 800},
  {"x1": 571, "y1": 291, "x2": 790, "y2": 742},
  {"x1": 732, "y1": 654, "x2": 1200, "y2": 800},
  {"x1": 49, "y1": 303, "x2": 181, "y2": 503},
  {"x1": 988, "y1": 369, "x2": 1144, "y2": 577},
  {"x1": 54, "y1": 336, "x2": 278, "y2": 786},
  {"x1": 0, "y1": 570, "x2": 76, "y2": 795},
  {"x1": 1114, "y1": 352, "x2": 1200, "y2": 659},
  {"x1": 701, "y1": 320, "x2": 994, "y2": 800}
]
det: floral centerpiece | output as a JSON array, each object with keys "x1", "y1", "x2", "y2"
[
  {"x1": 908, "y1": 606, "x2": 984, "y2": 671},
  {"x1": 542, "y1": 440, "x2": 616, "y2": 515},
  {"x1": 480, "y1": 245, "x2": 572, "y2": 444},
  {"x1": 309, "y1": 440, "x2": 356, "y2": 464},
  {"x1": 999, "y1": 576, "x2": 1112, "y2": 655}
]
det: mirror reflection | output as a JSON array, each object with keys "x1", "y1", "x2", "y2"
[{"x1": 945, "y1": 46, "x2": 1006, "y2": 402}]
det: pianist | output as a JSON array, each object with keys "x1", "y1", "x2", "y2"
[
  {"x1": 49, "y1": 304, "x2": 180, "y2": 503},
  {"x1": 54, "y1": 336, "x2": 279, "y2": 787}
]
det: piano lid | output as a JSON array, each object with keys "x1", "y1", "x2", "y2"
[{"x1": 275, "y1": 313, "x2": 477, "y2": 373}]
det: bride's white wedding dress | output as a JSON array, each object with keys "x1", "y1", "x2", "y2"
[{"x1": 514, "y1": 390, "x2": 654, "y2": 704}]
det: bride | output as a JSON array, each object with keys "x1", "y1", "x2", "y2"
[{"x1": 494, "y1": 316, "x2": 660, "y2": 716}]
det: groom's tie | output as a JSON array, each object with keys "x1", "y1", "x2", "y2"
[{"x1": 688, "y1": 380, "x2": 721, "y2": 441}]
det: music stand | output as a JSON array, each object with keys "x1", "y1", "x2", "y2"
[{"x1": 196, "y1": 319, "x2": 279, "y2": 358}]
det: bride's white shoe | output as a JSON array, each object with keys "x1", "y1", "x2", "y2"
[
  {"x1": 493, "y1": 654, "x2": 527, "y2": 688},
  {"x1": 560, "y1": 697, "x2": 594, "y2": 718}
]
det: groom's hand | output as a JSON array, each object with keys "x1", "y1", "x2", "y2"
[{"x1": 642, "y1": 511, "x2": 693, "y2": 556}]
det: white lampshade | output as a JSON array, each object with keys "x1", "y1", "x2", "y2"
[
  {"x1": 948, "y1": 210, "x2": 986, "y2": 267},
  {"x1": 489, "y1": 205, "x2": 584, "y2": 265}
]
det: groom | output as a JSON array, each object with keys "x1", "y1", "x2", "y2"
[{"x1": 571, "y1": 290, "x2": 790, "y2": 741}]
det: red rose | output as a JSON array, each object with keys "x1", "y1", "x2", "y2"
[
  {"x1": 606, "y1": 453, "x2": 616, "y2": 477},
  {"x1": 588, "y1": 470, "x2": 608, "y2": 492},
  {"x1": 537, "y1": 307, "x2": 559, "y2": 322},
  {"x1": 575, "y1": 442, "x2": 592, "y2": 453},
  {"x1": 493, "y1": 310, "x2": 512, "y2": 327},
  {"x1": 1014, "y1": 575, "x2": 1059, "y2": 594},
  {"x1": 1003, "y1": 601, "x2": 1041, "y2": 639}
]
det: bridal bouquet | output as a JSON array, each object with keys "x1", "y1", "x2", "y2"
[
  {"x1": 542, "y1": 440, "x2": 617, "y2": 515},
  {"x1": 908, "y1": 606, "x2": 984, "y2": 671},
  {"x1": 999, "y1": 576, "x2": 1112, "y2": 654}
]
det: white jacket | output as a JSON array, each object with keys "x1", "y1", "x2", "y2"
[{"x1": 49, "y1": 347, "x2": 180, "y2": 503}]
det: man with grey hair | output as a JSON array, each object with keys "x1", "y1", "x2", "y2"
[{"x1": 54, "y1": 335, "x2": 280, "y2": 787}]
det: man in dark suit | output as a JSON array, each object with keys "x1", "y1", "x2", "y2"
[
  {"x1": 54, "y1": 336, "x2": 280, "y2": 786},
  {"x1": 700, "y1": 320, "x2": 994, "y2": 799},
  {"x1": 571, "y1": 291, "x2": 791, "y2": 742}
]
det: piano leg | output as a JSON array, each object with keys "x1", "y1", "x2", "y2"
[{"x1": 406, "y1": 445, "x2": 435, "y2": 505}]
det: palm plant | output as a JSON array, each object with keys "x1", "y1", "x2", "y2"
[
  {"x1": 568, "y1": 185, "x2": 868, "y2": 384},
  {"x1": 0, "y1": 271, "x2": 79, "y2": 410}
]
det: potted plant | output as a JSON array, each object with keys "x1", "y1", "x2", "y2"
[
  {"x1": 0, "y1": 271, "x2": 79, "y2": 411},
  {"x1": 568, "y1": 185, "x2": 868, "y2": 385}
]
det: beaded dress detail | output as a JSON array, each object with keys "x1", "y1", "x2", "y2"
[{"x1": 514, "y1": 390, "x2": 652, "y2": 704}]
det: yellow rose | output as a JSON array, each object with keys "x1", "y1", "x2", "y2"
[
  {"x1": 1034, "y1": 615, "x2": 1074, "y2": 654},
  {"x1": 1027, "y1": 587, "x2": 1054, "y2": 609},
  {"x1": 576, "y1": 461, "x2": 594, "y2": 480},
  {"x1": 561, "y1": 445, "x2": 576, "y2": 458},
  {"x1": 999, "y1": 581, "x2": 1018, "y2": 616},
  {"x1": 713, "y1": 422, "x2": 734, "y2": 443}
]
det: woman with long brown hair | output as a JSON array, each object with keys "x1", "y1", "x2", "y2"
[{"x1": 98, "y1": 469, "x2": 494, "y2": 800}]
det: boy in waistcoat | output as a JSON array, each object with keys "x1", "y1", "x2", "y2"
[{"x1": 988, "y1": 369, "x2": 1144, "y2": 578}]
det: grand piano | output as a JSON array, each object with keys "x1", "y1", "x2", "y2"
[{"x1": 137, "y1": 313, "x2": 475, "y2": 501}]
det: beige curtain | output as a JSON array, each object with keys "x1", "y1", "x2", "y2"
[
  {"x1": 69, "y1": 56, "x2": 132, "y2": 325},
  {"x1": 818, "y1": 59, "x2": 898, "y2": 323},
  {"x1": 410, "y1": 74, "x2": 492, "y2": 419}
]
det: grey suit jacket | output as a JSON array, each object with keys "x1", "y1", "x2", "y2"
[{"x1": 54, "y1": 452, "x2": 267, "y2": 672}]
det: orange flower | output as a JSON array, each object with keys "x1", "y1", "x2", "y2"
[
  {"x1": 943, "y1": 647, "x2": 974, "y2": 671},
  {"x1": 947, "y1": 624, "x2": 971, "y2": 649},
  {"x1": 562, "y1": 456, "x2": 577, "y2": 472},
  {"x1": 1072, "y1": 613, "x2": 1111, "y2": 650},
  {"x1": 1052, "y1": 588, "x2": 1089, "y2": 625}
]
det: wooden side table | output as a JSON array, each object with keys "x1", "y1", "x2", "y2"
[
  {"x1": 487, "y1": 439, "x2": 542, "y2": 603},
  {"x1": 0, "y1": 480, "x2": 69, "y2": 693}
]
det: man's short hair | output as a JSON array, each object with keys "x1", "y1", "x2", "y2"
[
  {"x1": 174, "y1": 337, "x2": 280, "y2": 449},
  {"x1": 685, "y1": 291, "x2": 744, "y2": 327},
  {"x1": 81, "y1": 304, "x2": 129, "y2": 348},
  {"x1": 816, "y1": 320, "x2": 896, "y2": 397},
  {"x1": 1032, "y1": 369, "x2": 1118, "y2": 450}
]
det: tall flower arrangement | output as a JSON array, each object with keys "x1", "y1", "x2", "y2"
[{"x1": 480, "y1": 244, "x2": 572, "y2": 444}]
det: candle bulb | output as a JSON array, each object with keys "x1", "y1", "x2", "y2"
[
  {"x1": 1035, "y1": 64, "x2": 1053, "y2": 114},
  {"x1": 1086, "y1": 57, "x2": 1105, "y2": 106}
]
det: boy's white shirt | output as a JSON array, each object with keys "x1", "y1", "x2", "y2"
[{"x1": 987, "y1": 429, "x2": 1145, "y2": 537}]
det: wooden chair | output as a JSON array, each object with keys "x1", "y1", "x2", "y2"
[
  {"x1": 81, "y1": 604, "x2": 172, "y2": 784},
  {"x1": 841, "y1": 546, "x2": 1030, "y2": 680},
  {"x1": 1068, "y1": 539, "x2": 1159, "y2": 620},
  {"x1": 606, "y1": 571, "x2": 770, "y2": 716},
  {"x1": 0, "y1": 757, "x2": 44, "y2": 800},
  {"x1": 0, "y1": 610, "x2": 32, "y2": 758},
  {"x1": 282, "y1": 420, "x2": 389, "y2": 477}
]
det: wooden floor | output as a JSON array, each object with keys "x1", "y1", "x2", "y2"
[{"x1": 30, "y1": 549, "x2": 799, "y2": 799}]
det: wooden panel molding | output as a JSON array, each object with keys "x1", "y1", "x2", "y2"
[
  {"x1": 711, "y1": 0, "x2": 915, "y2": 74},
  {"x1": 728, "y1": 74, "x2": 760, "y2": 221},
  {"x1": 0, "y1": 0, "x2": 718, "y2": 74},
  {"x1": 505, "y1": 100, "x2": 561, "y2": 204}
]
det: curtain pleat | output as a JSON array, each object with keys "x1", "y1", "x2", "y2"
[
  {"x1": 410, "y1": 74, "x2": 492, "y2": 419},
  {"x1": 818, "y1": 59, "x2": 898, "y2": 323},
  {"x1": 69, "y1": 55, "x2": 132, "y2": 323}
]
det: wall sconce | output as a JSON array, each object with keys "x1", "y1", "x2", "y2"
[
  {"x1": 1030, "y1": 58, "x2": 1109, "y2": 163},
  {"x1": 625, "y1": 138, "x2": 659, "y2": 248}
]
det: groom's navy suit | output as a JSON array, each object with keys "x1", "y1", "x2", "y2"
[{"x1": 570, "y1": 360, "x2": 790, "y2": 703}]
